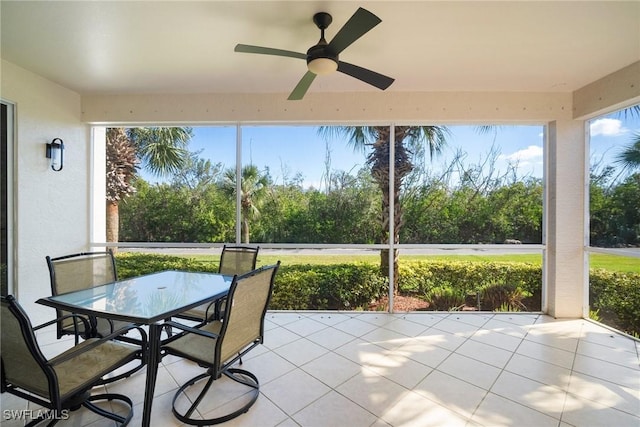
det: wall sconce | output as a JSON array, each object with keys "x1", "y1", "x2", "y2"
[{"x1": 45, "y1": 138, "x2": 64, "y2": 171}]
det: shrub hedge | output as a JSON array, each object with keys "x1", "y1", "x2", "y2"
[
  {"x1": 114, "y1": 253, "x2": 638, "y2": 335},
  {"x1": 589, "y1": 269, "x2": 640, "y2": 336}
]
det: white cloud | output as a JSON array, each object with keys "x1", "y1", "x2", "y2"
[
  {"x1": 500, "y1": 145, "x2": 543, "y2": 163},
  {"x1": 590, "y1": 118, "x2": 628, "y2": 137}
]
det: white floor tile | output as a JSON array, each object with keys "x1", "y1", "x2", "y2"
[
  {"x1": 300, "y1": 351, "x2": 361, "y2": 388},
  {"x1": 260, "y1": 368, "x2": 331, "y2": 415},
  {"x1": 362, "y1": 354, "x2": 433, "y2": 389},
  {"x1": 505, "y1": 353, "x2": 572, "y2": 390},
  {"x1": 306, "y1": 325, "x2": 356, "y2": 350},
  {"x1": 335, "y1": 371, "x2": 409, "y2": 417},
  {"x1": 271, "y1": 337, "x2": 329, "y2": 366},
  {"x1": 471, "y1": 328, "x2": 523, "y2": 352},
  {"x1": 380, "y1": 317, "x2": 430, "y2": 337},
  {"x1": 437, "y1": 353, "x2": 502, "y2": 390},
  {"x1": 567, "y1": 371, "x2": 640, "y2": 415},
  {"x1": 332, "y1": 316, "x2": 380, "y2": 337},
  {"x1": 573, "y1": 353, "x2": 640, "y2": 389},
  {"x1": 472, "y1": 392, "x2": 560, "y2": 427},
  {"x1": 4, "y1": 310, "x2": 639, "y2": 427},
  {"x1": 577, "y1": 339, "x2": 640, "y2": 368},
  {"x1": 490, "y1": 370, "x2": 567, "y2": 418},
  {"x1": 292, "y1": 390, "x2": 378, "y2": 427},
  {"x1": 413, "y1": 370, "x2": 487, "y2": 419},
  {"x1": 561, "y1": 392, "x2": 640, "y2": 427},
  {"x1": 515, "y1": 338, "x2": 576, "y2": 369},
  {"x1": 380, "y1": 390, "x2": 469, "y2": 427},
  {"x1": 282, "y1": 317, "x2": 328, "y2": 337},
  {"x1": 456, "y1": 338, "x2": 514, "y2": 369},
  {"x1": 393, "y1": 337, "x2": 452, "y2": 368}
]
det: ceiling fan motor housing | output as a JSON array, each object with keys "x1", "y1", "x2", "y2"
[{"x1": 307, "y1": 12, "x2": 338, "y2": 73}]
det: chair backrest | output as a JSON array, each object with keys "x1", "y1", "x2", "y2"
[
  {"x1": 46, "y1": 251, "x2": 118, "y2": 296},
  {"x1": 216, "y1": 262, "x2": 279, "y2": 366},
  {"x1": 218, "y1": 245, "x2": 259, "y2": 276},
  {"x1": 1, "y1": 295, "x2": 56, "y2": 400},
  {"x1": 46, "y1": 251, "x2": 117, "y2": 337}
]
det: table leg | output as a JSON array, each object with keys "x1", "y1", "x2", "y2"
[{"x1": 142, "y1": 323, "x2": 162, "y2": 427}]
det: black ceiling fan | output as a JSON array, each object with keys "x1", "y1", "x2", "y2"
[{"x1": 234, "y1": 7, "x2": 394, "y2": 100}]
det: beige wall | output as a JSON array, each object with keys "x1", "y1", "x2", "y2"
[{"x1": 1, "y1": 59, "x2": 89, "y2": 323}]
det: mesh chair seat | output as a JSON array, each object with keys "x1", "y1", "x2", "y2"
[
  {"x1": 1, "y1": 295, "x2": 147, "y2": 426},
  {"x1": 162, "y1": 262, "x2": 279, "y2": 425}
]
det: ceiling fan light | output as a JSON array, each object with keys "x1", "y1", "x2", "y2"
[{"x1": 308, "y1": 57, "x2": 338, "y2": 75}]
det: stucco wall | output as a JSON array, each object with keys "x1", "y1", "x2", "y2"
[{"x1": 1, "y1": 59, "x2": 89, "y2": 323}]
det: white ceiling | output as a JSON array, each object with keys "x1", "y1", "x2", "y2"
[{"x1": 1, "y1": 1, "x2": 639, "y2": 98}]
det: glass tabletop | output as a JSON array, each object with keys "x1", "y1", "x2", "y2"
[{"x1": 38, "y1": 270, "x2": 234, "y2": 324}]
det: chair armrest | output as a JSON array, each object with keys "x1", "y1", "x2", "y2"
[
  {"x1": 163, "y1": 320, "x2": 220, "y2": 340},
  {"x1": 48, "y1": 323, "x2": 148, "y2": 366},
  {"x1": 33, "y1": 313, "x2": 92, "y2": 337}
]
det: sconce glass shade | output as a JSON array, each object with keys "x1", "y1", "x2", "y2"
[
  {"x1": 307, "y1": 57, "x2": 338, "y2": 75},
  {"x1": 45, "y1": 138, "x2": 64, "y2": 171}
]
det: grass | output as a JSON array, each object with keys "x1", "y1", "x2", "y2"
[{"x1": 182, "y1": 252, "x2": 639, "y2": 273}]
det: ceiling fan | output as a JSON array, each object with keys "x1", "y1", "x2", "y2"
[{"x1": 234, "y1": 7, "x2": 394, "y2": 100}]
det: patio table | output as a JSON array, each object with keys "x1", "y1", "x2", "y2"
[{"x1": 37, "y1": 269, "x2": 233, "y2": 427}]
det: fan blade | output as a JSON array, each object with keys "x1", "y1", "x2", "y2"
[
  {"x1": 234, "y1": 44, "x2": 306, "y2": 60},
  {"x1": 337, "y1": 61, "x2": 394, "y2": 90},
  {"x1": 288, "y1": 71, "x2": 317, "y2": 100},
  {"x1": 328, "y1": 8, "x2": 381, "y2": 55}
]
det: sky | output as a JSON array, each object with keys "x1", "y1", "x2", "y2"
[{"x1": 142, "y1": 110, "x2": 640, "y2": 189}]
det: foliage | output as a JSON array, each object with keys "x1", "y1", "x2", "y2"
[
  {"x1": 478, "y1": 283, "x2": 531, "y2": 311},
  {"x1": 115, "y1": 253, "x2": 218, "y2": 279},
  {"x1": 114, "y1": 253, "x2": 638, "y2": 336},
  {"x1": 398, "y1": 260, "x2": 541, "y2": 298},
  {"x1": 270, "y1": 263, "x2": 388, "y2": 310},
  {"x1": 424, "y1": 285, "x2": 465, "y2": 311},
  {"x1": 401, "y1": 179, "x2": 543, "y2": 243},
  {"x1": 127, "y1": 127, "x2": 192, "y2": 177},
  {"x1": 222, "y1": 164, "x2": 270, "y2": 243},
  {"x1": 589, "y1": 269, "x2": 640, "y2": 335},
  {"x1": 119, "y1": 178, "x2": 235, "y2": 242}
]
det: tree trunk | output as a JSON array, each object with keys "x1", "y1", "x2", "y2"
[
  {"x1": 369, "y1": 127, "x2": 413, "y2": 300},
  {"x1": 106, "y1": 200, "x2": 119, "y2": 253},
  {"x1": 241, "y1": 217, "x2": 250, "y2": 243}
]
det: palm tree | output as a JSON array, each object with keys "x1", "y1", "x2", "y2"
[
  {"x1": 615, "y1": 134, "x2": 640, "y2": 172},
  {"x1": 106, "y1": 127, "x2": 192, "y2": 246},
  {"x1": 319, "y1": 126, "x2": 449, "y2": 292},
  {"x1": 222, "y1": 164, "x2": 270, "y2": 243}
]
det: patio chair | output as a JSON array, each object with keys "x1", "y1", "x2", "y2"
[
  {"x1": 46, "y1": 250, "x2": 140, "y2": 345},
  {"x1": 176, "y1": 244, "x2": 259, "y2": 323},
  {"x1": 161, "y1": 262, "x2": 280, "y2": 425},
  {"x1": 1, "y1": 295, "x2": 147, "y2": 426}
]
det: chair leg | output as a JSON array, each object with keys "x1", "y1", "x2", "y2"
[
  {"x1": 83, "y1": 393, "x2": 134, "y2": 426},
  {"x1": 171, "y1": 369, "x2": 259, "y2": 426}
]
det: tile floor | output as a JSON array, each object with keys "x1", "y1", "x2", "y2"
[{"x1": 2, "y1": 311, "x2": 639, "y2": 426}]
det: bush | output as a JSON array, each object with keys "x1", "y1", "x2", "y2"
[
  {"x1": 115, "y1": 253, "x2": 218, "y2": 278},
  {"x1": 589, "y1": 269, "x2": 640, "y2": 336},
  {"x1": 114, "y1": 253, "x2": 638, "y2": 335},
  {"x1": 270, "y1": 263, "x2": 388, "y2": 310},
  {"x1": 399, "y1": 260, "x2": 541, "y2": 306},
  {"x1": 424, "y1": 285, "x2": 465, "y2": 311}
]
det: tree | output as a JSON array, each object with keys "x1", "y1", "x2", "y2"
[
  {"x1": 222, "y1": 164, "x2": 270, "y2": 243},
  {"x1": 105, "y1": 127, "x2": 192, "y2": 246},
  {"x1": 106, "y1": 128, "x2": 139, "y2": 244},
  {"x1": 319, "y1": 126, "x2": 448, "y2": 292},
  {"x1": 616, "y1": 135, "x2": 640, "y2": 172}
]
